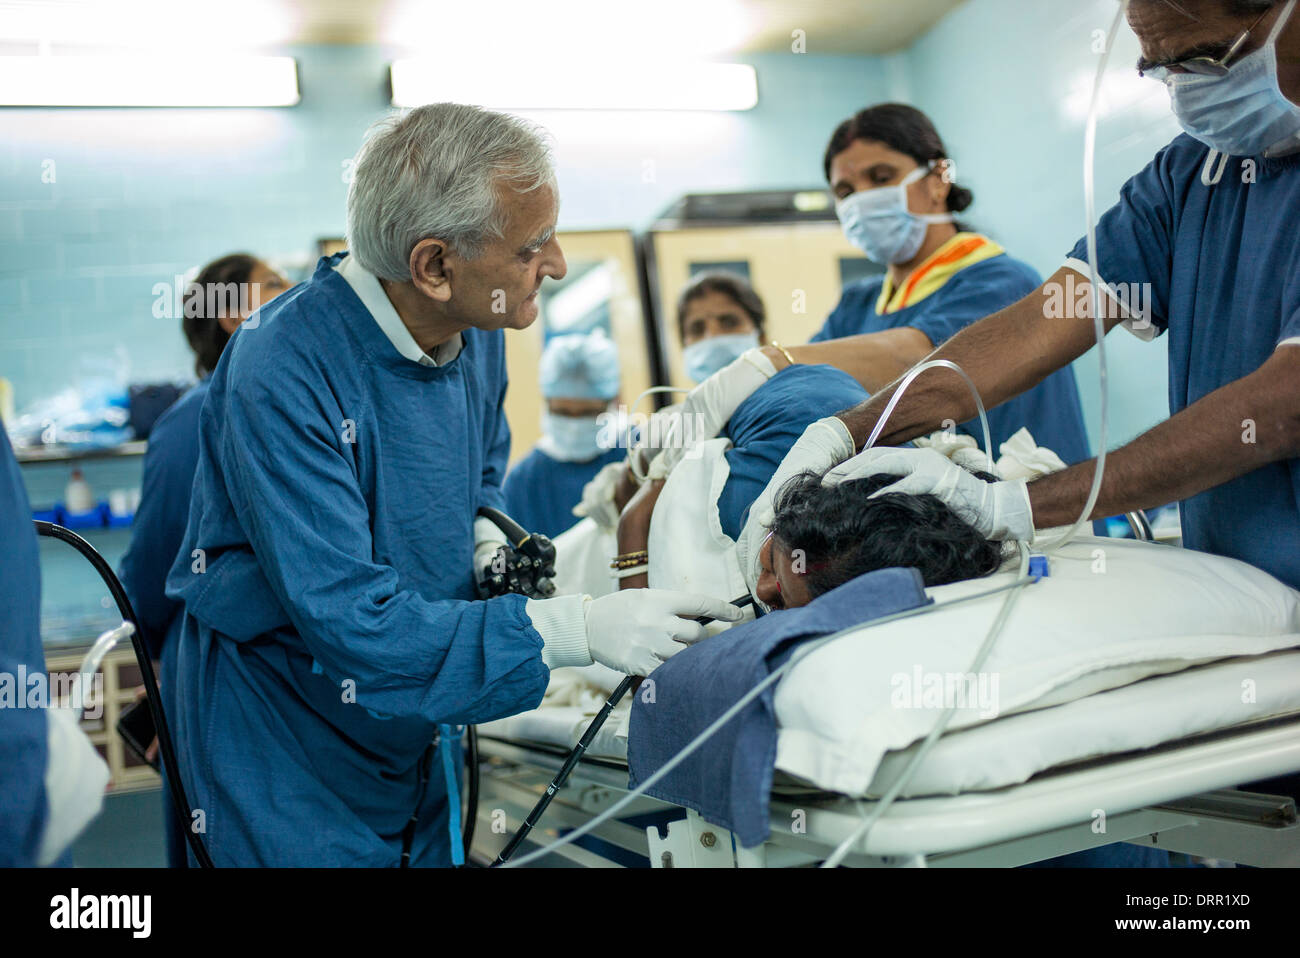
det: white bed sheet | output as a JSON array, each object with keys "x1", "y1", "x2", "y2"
[{"x1": 479, "y1": 650, "x2": 1300, "y2": 801}]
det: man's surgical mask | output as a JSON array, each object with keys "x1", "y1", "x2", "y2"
[
  {"x1": 1149, "y1": 0, "x2": 1300, "y2": 158},
  {"x1": 683, "y1": 332, "x2": 760, "y2": 383},
  {"x1": 835, "y1": 164, "x2": 954, "y2": 265},
  {"x1": 541, "y1": 411, "x2": 607, "y2": 462}
]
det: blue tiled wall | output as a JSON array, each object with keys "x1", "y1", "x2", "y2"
[{"x1": 0, "y1": 46, "x2": 892, "y2": 412}]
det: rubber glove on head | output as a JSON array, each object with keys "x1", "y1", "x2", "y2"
[
  {"x1": 735, "y1": 416, "x2": 857, "y2": 598},
  {"x1": 584, "y1": 590, "x2": 745, "y2": 676},
  {"x1": 823, "y1": 446, "x2": 1034, "y2": 542}
]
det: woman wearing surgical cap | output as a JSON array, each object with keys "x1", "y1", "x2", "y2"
[
  {"x1": 503, "y1": 330, "x2": 626, "y2": 538},
  {"x1": 677, "y1": 272, "x2": 767, "y2": 383}
]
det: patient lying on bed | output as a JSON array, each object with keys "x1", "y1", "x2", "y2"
[{"x1": 614, "y1": 362, "x2": 1011, "y2": 607}]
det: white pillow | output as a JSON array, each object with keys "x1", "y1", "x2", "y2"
[{"x1": 773, "y1": 535, "x2": 1300, "y2": 796}]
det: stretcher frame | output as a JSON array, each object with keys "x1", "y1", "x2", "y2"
[{"x1": 469, "y1": 711, "x2": 1300, "y2": 868}]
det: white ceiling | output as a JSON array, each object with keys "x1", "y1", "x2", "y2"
[{"x1": 0, "y1": 0, "x2": 966, "y2": 56}]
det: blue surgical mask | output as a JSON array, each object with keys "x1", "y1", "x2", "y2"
[
  {"x1": 682, "y1": 332, "x2": 760, "y2": 383},
  {"x1": 835, "y1": 164, "x2": 954, "y2": 265},
  {"x1": 1151, "y1": 0, "x2": 1300, "y2": 158},
  {"x1": 540, "y1": 411, "x2": 607, "y2": 462}
]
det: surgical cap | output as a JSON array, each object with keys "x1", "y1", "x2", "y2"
[{"x1": 539, "y1": 331, "x2": 620, "y2": 400}]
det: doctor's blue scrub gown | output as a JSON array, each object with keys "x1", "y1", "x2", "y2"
[
  {"x1": 812, "y1": 233, "x2": 1091, "y2": 467},
  {"x1": 118, "y1": 379, "x2": 210, "y2": 868},
  {"x1": 1067, "y1": 133, "x2": 1300, "y2": 822},
  {"x1": 0, "y1": 435, "x2": 49, "y2": 867},
  {"x1": 164, "y1": 253, "x2": 552, "y2": 866},
  {"x1": 1067, "y1": 134, "x2": 1300, "y2": 591},
  {"x1": 503, "y1": 444, "x2": 623, "y2": 539}
]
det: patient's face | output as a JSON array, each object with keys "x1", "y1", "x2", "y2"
[{"x1": 755, "y1": 533, "x2": 814, "y2": 610}]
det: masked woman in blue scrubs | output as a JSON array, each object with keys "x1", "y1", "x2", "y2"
[
  {"x1": 117, "y1": 252, "x2": 287, "y2": 867},
  {"x1": 678, "y1": 272, "x2": 768, "y2": 384},
  {"x1": 807, "y1": 104, "x2": 1091, "y2": 467},
  {"x1": 503, "y1": 331, "x2": 625, "y2": 538}
]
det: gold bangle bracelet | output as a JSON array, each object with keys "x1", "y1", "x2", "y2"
[
  {"x1": 768, "y1": 341, "x2": 797, "y2": 366},
  {"x1": 610, "y1": 550, "x2": 650, "y2": 569}
]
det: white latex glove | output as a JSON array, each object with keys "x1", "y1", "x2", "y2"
[
  {"x1": 38, "y1": 706, "x2": 110, "y2": 866},
  {"x1": 735, "y1": 416, "x2": 856, "y2": 597},
  {"x1": 823, "y1": 446, "x2": 1035, "y2": 541},
  {"x1": 571, "y1": 459, "x2": 628, "y2": 533},
  {"x1": 584, "y1": 590, "x2": 745, "y2": 676},
  {"x1": 912, "y1": 430, "x2": 995, "y2": 476},
  {"x1": 647, "y1": 348, "x2": 777, "y2": 481},
  {"x1": 473, "y1": 516, "x2": 510, "y2": 593}
]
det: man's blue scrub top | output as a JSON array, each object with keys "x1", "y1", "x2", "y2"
[
  {"x1": 164, "y1": 254, "x2": 551, "y2": 866},
  {"x1": 503, "y1": 445, "x2": 624, "y2": 539},
  {"x1": 812, "y1": 251, "x2": 1091, "y2": 468},
  {"x1": 1066, "y1": 134, "x2": 1300, "y2": 590}
]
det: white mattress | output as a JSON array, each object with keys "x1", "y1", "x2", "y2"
[
  {"x1": 479, "y1": 650, "x2": 1300, "y2": 799},
  {"x1": 772, "y1": 536, "x2": 1300, "y2": 796},
  {"x1": 860, "y1": 649, "x2": 1300, "y2": 797}
]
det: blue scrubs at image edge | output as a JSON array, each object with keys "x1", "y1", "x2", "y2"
[
  {"x1": 163, "y1": 252, "x2": 554, "y2": 866},
  {"x1": 1066, "y1": 134, "x2": 1300, "y2": 592},
  {"x1": 811, "y1": 239, "x2": 1092, "y2": 468},
  {"x1": 0, "y1": 435, "x2": 49, "y2": 867},
  {"x1": 117, "y1": 378, "x2": 211, "y2": 868}
]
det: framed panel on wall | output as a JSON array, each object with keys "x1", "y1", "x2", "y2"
[{"x1": 502, "y1": 229, "x2": 653, "y2": 463}]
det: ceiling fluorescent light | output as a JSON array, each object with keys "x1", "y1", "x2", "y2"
[
  {"x1": 390, "y1": 60, "x2": 757, "y2": 111},
  {"x1": 0, "y1": 56, "x2": 300, "y2": 107}
]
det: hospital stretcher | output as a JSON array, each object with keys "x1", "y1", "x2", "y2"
[{"x1": 468, "y1": 707, "x2": 1300, "y2": 868}]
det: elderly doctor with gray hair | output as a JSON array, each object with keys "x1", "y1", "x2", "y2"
[{"x1": 163, "y1": 103, "x2": 741, "y2": 867}]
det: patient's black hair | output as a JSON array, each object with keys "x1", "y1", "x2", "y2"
[{"x1": 769, "y1": 469, "x2": 1007, "y2": 597}]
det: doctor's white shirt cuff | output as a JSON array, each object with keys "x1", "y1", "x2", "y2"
[
  {"x1": 1061, "y1": 258, "x2": 1159, "y2": 343},
  {"x1": 526, "y1": 594, "x2": 594, "y2": 670}
]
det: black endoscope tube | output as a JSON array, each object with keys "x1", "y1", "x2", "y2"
[
  {"x1": 34, "y1": 521, "x2": 216, "y2": 869},
  {"x1": 462, "y1": 725, "x2": 479, "y2": 858},
  {"x1": 492, "y1": 675, "x2": 635, "y2": 866},
  {"x1": 492, "y1": 594, "x2": 754, "y2": 866}
]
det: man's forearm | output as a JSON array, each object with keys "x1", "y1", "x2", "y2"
[
  {"x1": 836, "y1": 267, "x2": 1118, "y2": 450},
  {"x1": 784, "y1": 326, "x2": 933, "y2": 395},
  {"x1": 1028, "y1": 350, "x2": 1300, "y2": 527}
]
